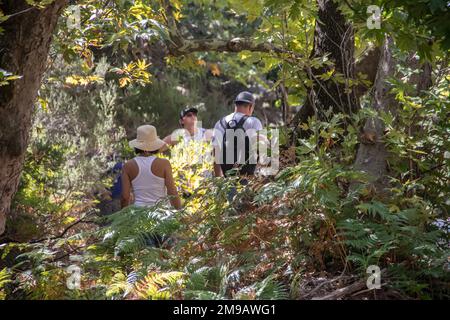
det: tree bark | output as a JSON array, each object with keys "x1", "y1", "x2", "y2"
[
  {"x1": 167, "y1": 37, "x2": 297, "y2": 57},
  {"x1": 415, "y1": 62, "x2": 432, "y2": 95},
  {"x1": 353, "y1": 35, "x2": 396, "y2": 193},
  {"x1": 290, "y1": 0, "x2": 357, "y2": 143},
  {"x1": 354, "y1": 46, "x2": 381, "y2": 98},
  {"x1": 0, "y1": 0, "x2": 67, "y2": 235}
]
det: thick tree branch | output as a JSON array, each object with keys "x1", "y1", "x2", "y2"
[
  {"x1": 160, "y1": 0, "x2": 300, "y2": 58},
  {"x1": 168, "y1": 37, "x2": 294, "y2": 57}
]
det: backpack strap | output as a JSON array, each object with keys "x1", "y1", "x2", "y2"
[
  {"x1": 220, "y1": 117, "x2": 228, "y2": 130},
  {"x1": 235, "y1": 115, "x2": 249, "y2": 130},
  {"x1": 220, "y1": 115, "x2": 249, "y2": 131}
]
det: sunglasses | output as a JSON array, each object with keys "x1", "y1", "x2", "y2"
[{"x1": 183, "y1": 112, "x2": 197, "y2": 118}]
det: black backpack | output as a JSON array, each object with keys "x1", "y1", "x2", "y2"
[{"x1": 219, "y1": 115, "x2": 257, "y2": 177}]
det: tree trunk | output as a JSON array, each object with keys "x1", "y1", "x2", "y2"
[
  {"x1": 0, "y1": 0, "x2": 67, "y2": 235},
  {"x1": 354, "y1": 46, "x2": 381, "y2": 98},
  {"x1": 290, "y1": 0, "x2": 357, "y2": 142},
  {"x1": 353, "y1": 35, "x2": 396, "y2": 193},
  {"x1": 416, "y1": 62, "x2": 433, "y2": 94}
]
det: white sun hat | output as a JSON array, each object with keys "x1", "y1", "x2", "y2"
[{"x1": 129, "y1": 125, "x2": 166, "y2": 152}]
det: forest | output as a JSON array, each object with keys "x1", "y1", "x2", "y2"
[{"x1": 0, "y1": 0, "x2": 449, "y2": 301}]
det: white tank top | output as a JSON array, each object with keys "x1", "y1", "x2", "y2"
[{"x1": 131, "y1": 156, "x2": 167, "y2": 207}]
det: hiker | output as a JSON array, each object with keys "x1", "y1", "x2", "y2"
[
  {"x1": 121, "y1": 125, "x2": 182, "y2": 210},
  {"x1": 109, "y1": 160, "x2": 124, "y2": 203},
  {"x1": 162, "y1": 106, "x2": 212, "y2": 150},
  {"x1": 212, "y1": 91, "x2": 265, "y2": 178},
  {"x1": 100, "y1": 160, "x2": 124, "y2": 215}
]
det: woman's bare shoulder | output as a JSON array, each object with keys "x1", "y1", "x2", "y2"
[
  {"x1": 123, "y1": 159, "x2": 137, "y2": 171},
  {"x1": 154, "y1": 157, "x2": 171, "y2": 167}
]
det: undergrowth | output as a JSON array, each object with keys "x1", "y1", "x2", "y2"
[{"x1": 0, "y1": 74, "x2": 449, "y2": 300}]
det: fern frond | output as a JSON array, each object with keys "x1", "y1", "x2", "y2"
[
  {"x1": 0, "y1": 268, "x2": 11, "y2": 300},
  {"x1": 134, "y1": 271, "x2": 184, "y2": 300},
  {"x1": 98, "y1": 204, "x2": 181, "y2": 256},
  {"x1": 254, "y1": 274, "x2": 288, "y2": 300}
]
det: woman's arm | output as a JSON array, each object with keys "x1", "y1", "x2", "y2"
[
  {"x1": 163, "y1": 160, "x2": 182, "y2": 210},
  {"x1": 212, "y1": 147, "x2": 223, "y2": 177},
  {"x1": 159, "y1": 135, "x2": 173, "y2": 152},
  {"x1": 214, "y1": 163, "x2": 223, "y2": 177}
]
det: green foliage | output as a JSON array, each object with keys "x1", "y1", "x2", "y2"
[
  {"x1": 166, "y1": 139, "x2": 214, "y2": 194},
  {"x1": 117, "y1": 71, "x2": 230, "y2": 136},
  {"x1": 3, "y1": 0, "x2": 449, "y2": 301},
  {"x1": 334, "y1": 0, "x2": 449, "y2": 60},
  {"x1": 99, "y1": 204, "x2": 181, "y2": 257},
  {"x1": 0, "y1": 268, "x2": 11, "y2": 300},
  {"x1": 134, "y1": 271, "x2": 184, "y2": 299},
  {"x1": 382, "y1": 0, "x2": 450, "y2": 51},
  {"x1": 7, "y1": 89, "x2": 449, "y2": 299},
  {"x1": 9, "y1": 55, "x2": 126, "y2": 241},
  {"x1": 0, "y1": 68, "x2": 21, "y2": 86}
]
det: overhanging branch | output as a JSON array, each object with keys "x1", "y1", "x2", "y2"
[
  {"x1": 167, "y1": 37, "x2": 296, "y2": 57},
  {"x1": 160, "y1": 0, "x2": 301, "y2": 58}
]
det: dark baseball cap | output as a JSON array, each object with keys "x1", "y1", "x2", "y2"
[
  {"x1": 179, "y1": 106, "x2": 198, "y2": 119},
  {"x1": 235, "y1": 91, "x2": 255, "y2": 104}
]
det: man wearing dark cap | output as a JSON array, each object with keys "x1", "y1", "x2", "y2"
[
  {"x1": 212, "y1": 91, "x2": 264, "y2": 177},
  {"x1": 163, "y1": 106, "x2": 212, "y2": 149}
]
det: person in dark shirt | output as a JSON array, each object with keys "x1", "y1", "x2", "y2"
[
  {"x1": 110, "y1": 161, "x2": 123, "y2": 200},
  {"x1": 97, "y1": 159, "x2": 124, "y2": 216}
]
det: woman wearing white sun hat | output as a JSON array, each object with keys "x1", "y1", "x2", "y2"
[{"x1": 121, "y1": 125, "x2": 182, "y2": 210}]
